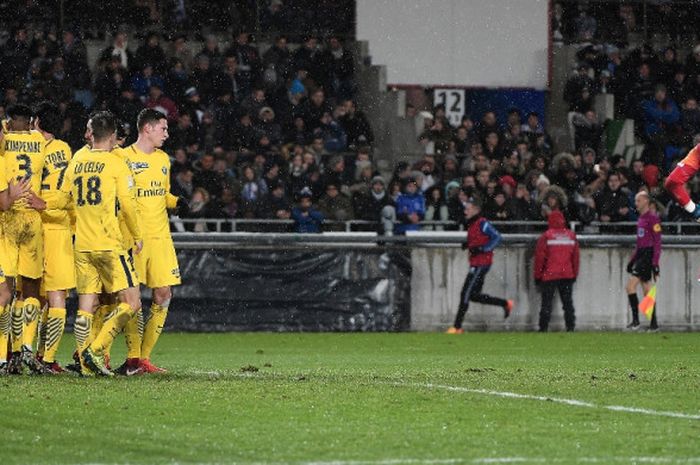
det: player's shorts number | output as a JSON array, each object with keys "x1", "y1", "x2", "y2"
[
  {"x1": 16, "y1": 153, "x2": 31, "y2": 181},
  {"x1": 74, "y1": 175, "x2": 102, "y2": 206}
]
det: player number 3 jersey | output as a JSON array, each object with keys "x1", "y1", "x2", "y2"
[{"x1": 1, "y1": 130, "x2": 46, "y2": 211}]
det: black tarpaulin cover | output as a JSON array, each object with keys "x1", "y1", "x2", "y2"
[{"x1": 167, "y1": 247, "x2": 412, "y2": 331}]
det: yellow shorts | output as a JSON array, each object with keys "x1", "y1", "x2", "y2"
[
  {"x1": 75, "y1": 250, "x2": 139, "y2": 295},
  {"x1": 1, "y1": 210, "x2": 44, "y2": 279},
  {"x1": 134, "y1": 236, "x2": 181, "y2": 288},
  {"x1": 43, "y1": 227, "x2": 76, "y2": 292}
]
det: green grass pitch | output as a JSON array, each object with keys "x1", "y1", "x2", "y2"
[{"x1": 2, "y1": 332, "x2": 699, "y2": 465}]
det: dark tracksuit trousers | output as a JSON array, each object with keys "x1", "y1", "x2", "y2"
[
  {"x1": 453, "y1": 265, "x2": 507, "y2": 329},
  {"x1": 539, "y1": 279, "x2": 576, "y2": 331}
]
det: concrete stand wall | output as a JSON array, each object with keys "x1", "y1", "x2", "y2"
[{"x1": 411, "y1": 246, "x2": 700, "y2": 331}]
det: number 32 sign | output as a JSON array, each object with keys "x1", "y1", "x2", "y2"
[{"x1": 433, "y1": 89, "x2": 466, "y2": 127}]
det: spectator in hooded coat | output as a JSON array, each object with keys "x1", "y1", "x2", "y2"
[{"x1": 534, "y1": 210, "x2": 580, "y2": 332}]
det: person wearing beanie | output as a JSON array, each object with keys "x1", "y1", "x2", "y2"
[
  {"x1": 353, "y1": 175, "x2": 396, "y2": 234},
  {"x1": 534, "y1": 210, "x2": 579, "y2": 332},
  {"x1": 447, "y1": 196, "x2": 514, "y2": 334}
]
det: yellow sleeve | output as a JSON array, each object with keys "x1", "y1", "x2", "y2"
[
  {"x1": 0, "y1": 156, "x2": 7, "y2": 192},
  {"x1": 163, "y1": 155, "x2": 178, "y2": 208},
  {"x1": 115, "y1": 162, "x2": 142, "y2": 242},
  {"x1": 166, "y1": 193, "x2": 179, "y2": 209},
  {"x1": 42, "y1": 189, "x2": 71, "y2": 210}
]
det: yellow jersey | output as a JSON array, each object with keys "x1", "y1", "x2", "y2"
[
  {"x1": 59, "y1": 148, "x2": 141, "y2": 252},
  {"x1": 113, "y1": 146, "x2": 139, "y2": 249},
  {"x1": 0, "y1": 156, "x2": 8, "y2": 192},
  {"x1": 40, "y1": 138, "x2": 73, "y2": 229},
  {"x1": 1, "y1": 130, "x2": 46, "y2": 211},
  {"x1": 125, "y1": 144, "x2": 178, "y2": 238}
]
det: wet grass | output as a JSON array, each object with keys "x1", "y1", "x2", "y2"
[{"x1": 2, "y1": 332, "x2": 699, "y2": 464}]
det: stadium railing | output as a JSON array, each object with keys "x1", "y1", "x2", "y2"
[{"x1": 169, "y1": 218, "x2": 700, "y2": 235}]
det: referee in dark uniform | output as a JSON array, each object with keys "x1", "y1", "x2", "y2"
[{"x1": 625, "y1": 191, "x2": 661, "y2": 331}]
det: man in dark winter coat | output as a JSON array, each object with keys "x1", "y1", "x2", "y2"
[
  {"x1": 594, "y1": 171, "x2": 630, "y2": 222},
  {"x1": 353, "y1": 176, "x2": 394, "y2": 232}
]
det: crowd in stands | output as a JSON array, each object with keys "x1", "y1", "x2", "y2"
[
  {"x1": 0, "y1": 11, "x2": 375, "y2": 233},
  {"x1": 404, "y1": 1, "x2": 700, "y2": 232},
  {"x1": 3, "y1": 1, "x2": 700, "y2": 234}
]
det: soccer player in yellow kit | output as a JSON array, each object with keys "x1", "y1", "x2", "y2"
[
  {"x1": 34, "y1": 101, "x2": 74, "y2": 373},
  {"x1": 115, "y1": 109, "x2": 181, "y2": 374},
  {"x1": 0, "y1": 158, "x2": 31, "y2": 373},
  {"x1": 90, "y1": 120, "x2": 140, "y2": 371},
  {"x1": 1, "y1": 104, "x2": 48, "y2": 374},
  {"x1": 33, "y1": 111, "x2": 143, "y2": 376}
]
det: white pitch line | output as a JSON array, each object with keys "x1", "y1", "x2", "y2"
[
  {"x1": 185, "y1": 372, "x2": 700, "y2": 421},
  {"x1": 73, "y1": 458, "x2": 700, "y2": 465},
  {"x1": 404, "y1": 383, "x2": 700, "y2": 421},
  {"x1": 280, "y1": 457, "x2": 700, "y2": 465}
]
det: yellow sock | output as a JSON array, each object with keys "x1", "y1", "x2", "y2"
[
  {"x1": 141, "y1": 303, "x2": 168, "y2": 360},
  {"x1": 90, "y1": 303, "x2": 136, "y2": 356},
  {"x1": 0, "y1": 304, "x2": 10, "y2": 362},
  {"x1": 101, "y1": 304, "x2": 119, "y2": 359},
  {"x1": 21, "y1": 297, "x2": 41, "y2": 350},
  {"x1": 74, "y1": 310, "x2": 93, "y2": 374},
  {"x1": 125, "y1": 309, "x2": 143, "y2": 359},
  {"x1": 36, "y1": 305, "x2": 49, "y2": 358},
  {"x1": 42, "y1": 307, "x2": 66, "y2": 364},
  {"x1": 90, "y1": 304, "x2": 110, "y2": 342},
  {"x1": 74, "y1": 310, "x2": 93, "y2": 353},
  {"x1": 10, "y1": 298, "x2": 23, "y2": 353}
]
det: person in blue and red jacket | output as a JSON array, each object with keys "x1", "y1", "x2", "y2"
[
  {"x1": 447, "y1": 195, "x2": 514, "y2": 334},
  {"x1": 534, "y1": 210, "x2": 579, "y2": 332}
]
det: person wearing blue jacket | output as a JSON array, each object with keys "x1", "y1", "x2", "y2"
[
  {"x1": 291, "y1": 188, "x2": 324, "y2": 233},
  {"x1": 642, "y1": 84, "x2": 679, "y2": 139},
  {"x1": 394, "y1": 177, "x2": 426, "y2": 235}
]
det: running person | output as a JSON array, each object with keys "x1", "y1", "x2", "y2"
[
  {"x1": 447, "y1": 195, "x2": 514, "y2": 334},
  {"x1": 625, "y1": 191, "x2": 661, "y2": 331},
  {"x1": 115, "y1": 109, "x2": 181, "y2": 374}
]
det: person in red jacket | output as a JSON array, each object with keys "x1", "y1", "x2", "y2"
[
  {"x1": 665, "y1": 143, "x2": 700, "y2": 218},
  {"x1": 534, "y1": 210, "x2": 579, "y2": 332},
  {"x1": 447, "y1": 196, "x2": 514, "y2": 334}
]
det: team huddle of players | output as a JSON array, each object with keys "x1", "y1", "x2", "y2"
[{"x1": 0, "y1": 104, "x2": 181, "y2": 377}]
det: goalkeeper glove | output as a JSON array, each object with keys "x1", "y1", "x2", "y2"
[{"x1": 176, "y1": 196, "x2": 190, "y2": 216}]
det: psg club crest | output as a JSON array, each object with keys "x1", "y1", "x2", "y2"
[{"x1": 162, "y1": 166, "x2": 167, "y2": 175}]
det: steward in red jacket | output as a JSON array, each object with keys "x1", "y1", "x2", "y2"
[{"x1": 533, "y1": 210, "x2": 579, "y2": 332}]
